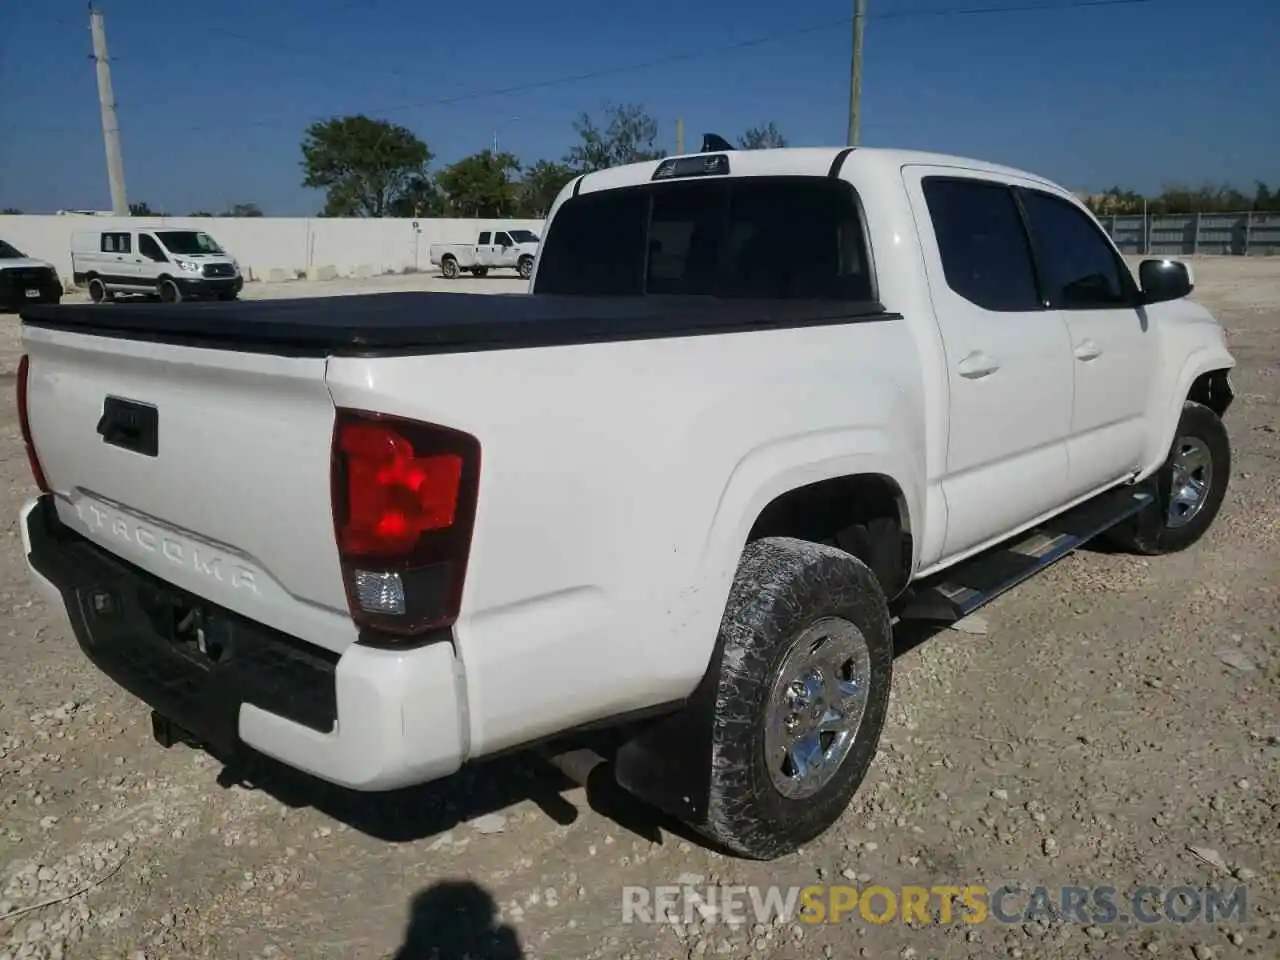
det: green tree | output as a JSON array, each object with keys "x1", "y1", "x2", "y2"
[
  {"x1": 737, "y1": 122, "x2": 788, "y2": 150},
  {"x1": 1, "y1": 208, "x2": 21, "y2": 215},
  {"x1": 129, "y1": 201, "x2": 165, "y2": 216},
  {"x1": 517, "y1": 160, "x2": 577, "y2": 217},
  {"x1": 301, "y1": 115, "x2": 432, "y2": 217},
  {"x1": 189, "y1": 210, "x2": 214, "y2": 217},
  {"x1": 437, "y1": 150, "x2": 521, "y2": 217},
  {"x1": 564, "y1": 101, "x2": 664, "y2": 173},
  {"x1": 223, "y1": 202, "x2": 263, "y2": 217},
  {"x1": 388, "y1": 176, "x2": 446, "y2": 217}
]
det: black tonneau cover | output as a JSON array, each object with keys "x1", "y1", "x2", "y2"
[{"x1": 20, "y1": 292, "x2": 895, "y2": 358}]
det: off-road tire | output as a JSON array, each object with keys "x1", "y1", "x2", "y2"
[
  {"x1": 1105, "y1": 401, "x2": 1230, "y2": 555},
  {"x1": 696, "y1": 537, "x2": 893, "y2": 860}
]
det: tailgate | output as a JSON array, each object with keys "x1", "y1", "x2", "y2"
[{"x1": 22, "y1": 325, "x2": 357, "y2": 653}]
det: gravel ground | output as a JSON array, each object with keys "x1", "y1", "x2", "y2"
[{"x1": 1, "y1": 258, "x2": 1277, "y2": 960}]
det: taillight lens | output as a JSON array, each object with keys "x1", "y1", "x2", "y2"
[
  {"x1": 331, "y1": 409, "x2": 480, "y2": 639},
  {"x1": 16, "y1": 355, "x2": 51, "y2": 494}
]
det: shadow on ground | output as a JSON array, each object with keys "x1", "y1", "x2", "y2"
[
  {"x1": 393, "y1": 879, "x2": 524, "y2": 960},
  {"x1": 207, "y1": 618, "x2": 954, "y2": 849}
]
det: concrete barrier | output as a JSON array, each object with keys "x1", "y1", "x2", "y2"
[{"x1": 0, "y1": 214, "x2": 546, "y2": 289}]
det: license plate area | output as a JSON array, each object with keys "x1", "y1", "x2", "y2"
[{"x1": 25, "y1": 288, "x2": 40, "y2": 298}]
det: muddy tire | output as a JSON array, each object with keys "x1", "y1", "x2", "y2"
[
  {"x1": 1105, "y1": 401, "x2": 1230, "y2": 555},
  {"x1": 441, "y1": 256, "x2": 459, "y2": 279},
  {"x1": 693, "y1": 537, "x2": 893, "y2": 860}
]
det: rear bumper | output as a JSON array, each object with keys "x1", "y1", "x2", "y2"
[
  {"x1": 1, "y1": 288, "x2": 61, "y2": 310},
  {"x1": 21, "y1": 495, "x2": 466, "y2": 790}
]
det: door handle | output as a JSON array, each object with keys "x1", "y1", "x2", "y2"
[
  {"x1": 1074, "y1": 339, "x2": 1102, "y2": 361},
  {"x1": 957, "y1": 350, "x2": 1001, "y2": 379}
]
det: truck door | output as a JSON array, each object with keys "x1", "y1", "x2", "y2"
[
  {"x1": 494, "y1": 232, "x2": 517, "y2": 268},
  {"x1": 1014, "y1": 187, "x2": 1155, "y2": 498},
  {"x1": 903, "y1": 167, "x2": 1076, "y2": 560},
  {"x1": 476, "y1": 231, "x2": 493, "y2": 266}
]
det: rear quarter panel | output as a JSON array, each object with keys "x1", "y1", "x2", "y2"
[{"x1": 327, "y1": 317, "x2": 926, "y2": 757}]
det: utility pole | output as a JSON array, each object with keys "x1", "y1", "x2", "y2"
[
  {"x1": 846, "y1": 0, "x2": 867, "y2": 146},
  {"x1": 676, "y1": 117, "x2": 685, "y2": 155},
  {"x1": 90, "y1": 4, "x2": 128, "y2": 215}
]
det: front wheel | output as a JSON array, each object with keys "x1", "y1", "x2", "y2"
[
  {"x1": 157, "y1": 278, "x2": 183, "y2": 303},
  {"x1": 87, "y1": 277, "x2": 111, "y2": 303},
  {"x1": 518, "y1": 255, "x2": 534, "y2": 280},
  {"x1": 440, "y1": 256, "x2": 459, "y2": 279},
  {"x1": 1105, "y1": 401, "x2": 1230, "y2": 555},
  {"x1": 694, "y1": 537, "x2": 893, "y2": 860}
]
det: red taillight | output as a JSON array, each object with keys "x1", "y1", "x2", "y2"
[
  {"x1": 16, "y1": 355, "x2": 50, "y2": 494},
  {"x1": 331, "y1": 409, "x2": 480, "y2": 638}
]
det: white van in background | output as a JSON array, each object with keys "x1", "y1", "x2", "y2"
[{"x1": 71, "y1": 228, "x2": 243, "y2": 303}]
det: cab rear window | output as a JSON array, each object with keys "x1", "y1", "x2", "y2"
[{"x1": 534, "y1": 176, "x2": 873, "y2": 300}]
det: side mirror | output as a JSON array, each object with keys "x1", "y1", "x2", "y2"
[{"x1": 1138, "y1": 258, "x2": 1193, "y2": 304}]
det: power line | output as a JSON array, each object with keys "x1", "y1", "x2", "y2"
[{"x1": 52, "y1": 0, "x2": 1182, "y2": 142}]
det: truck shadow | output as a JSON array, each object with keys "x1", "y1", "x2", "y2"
[{"x1": 217, "y1": 618, "x2": 955, "y2": 849}]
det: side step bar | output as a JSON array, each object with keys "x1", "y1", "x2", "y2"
[{"x1": 900, "y1": 484, "x2": 1155, "y2": 622}]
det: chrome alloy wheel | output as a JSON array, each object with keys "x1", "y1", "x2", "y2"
[
  {"x1": 763, "y1": 617, "x2": 872, "y2": 801},
  {"x1": 1167, "y1": 435, "x2": 1213, "y2": 529}
]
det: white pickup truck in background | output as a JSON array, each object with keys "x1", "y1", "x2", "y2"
[
  {"x1": 17, "y1": 143, "x2": 1234, "y2": 860},
  {"x1": 428, "y1": 227, "x2": 540, "y2": 280}
]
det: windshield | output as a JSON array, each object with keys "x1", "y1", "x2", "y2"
[
  {"x1": 0, "y1": 240, "x2": 27, "y2": 259},
  {"x1": 155, "y1": 231, "x2": 224, "y2": 256},
  {"x1": 508, "y1": 229, "x2": 540, "y2": 245},
  {"x1": 533, "y1": 176, "x2": 871, "y2": 299}
]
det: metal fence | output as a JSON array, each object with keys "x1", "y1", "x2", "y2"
[{"x1": 1094, "y1": 211, "x2": 1280, "y2": 256}]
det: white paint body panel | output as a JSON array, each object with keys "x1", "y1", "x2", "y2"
[{"x1": 21, "y1": 146, "x2": 1234, "y2": 790}]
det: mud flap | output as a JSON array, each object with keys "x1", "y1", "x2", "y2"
[{"x1": 612, "y1": 643, "x2": 724, "y2": 827}]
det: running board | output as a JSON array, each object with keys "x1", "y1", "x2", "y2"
[{"x1": 900, "y1": 485, "x2": 1155, "y2": 622}]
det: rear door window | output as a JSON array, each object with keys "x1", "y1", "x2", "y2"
[
  {"x1": 534, "y1": 176, "x2": 872, "y2": 299},
  {"x1": 922, "y1": 177, "x2": 1040, "y2": 312}
]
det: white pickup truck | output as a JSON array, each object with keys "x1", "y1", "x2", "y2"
[
  {"x1": 428, "y1": 227, "x2": 540, "y2": 280},
  {"x1": 17, "y1": 145, "x2": 1234, "y2": 860}
]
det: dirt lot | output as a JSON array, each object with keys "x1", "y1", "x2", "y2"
[{"x1": 1, "y1": 259, "x2": 1277, "y2": 960}]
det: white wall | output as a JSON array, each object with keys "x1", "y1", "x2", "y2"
[{"x1": 0, "y1": 215, "x2": 547, "y2": 288}]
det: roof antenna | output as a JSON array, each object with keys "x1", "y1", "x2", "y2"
[{"x1": 700, "y1": 133, "x2": 734, "y2": 152}]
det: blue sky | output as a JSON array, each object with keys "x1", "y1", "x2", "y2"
[{"x1": 2, "y1": 0, "x2": 1276, "y2": 215}]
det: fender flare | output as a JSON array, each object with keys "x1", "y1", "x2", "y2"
[{"x1": 1142, "y1": 347, "x2": 1235, "y2": 478}]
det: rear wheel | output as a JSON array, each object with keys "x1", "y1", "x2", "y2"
[
  {"x1": 87, "y1": 277, "x2": 111, "y2": 303},
  {"x1": 158, "y1": 278, "x2": 182, "y2": 303},
  {"x1": 1105, "y1": 401, "x2": 1230, "y2": 555},
  {"x1": 693, "y1": 537, "x2": 893, "y2": 860},
  {"x1": 440, "y1": 256, "x2": 459, "y2": 279}
]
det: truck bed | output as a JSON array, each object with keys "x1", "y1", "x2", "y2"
[{"x1": 21, "y1": 292, "x2": 894, "y2": 358}]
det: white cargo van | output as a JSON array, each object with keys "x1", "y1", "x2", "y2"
[{"x1": 71, "y1": 228, "x2": 243, "y2": 303}]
